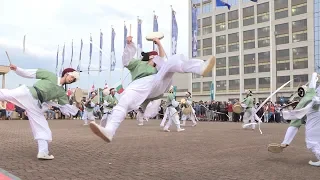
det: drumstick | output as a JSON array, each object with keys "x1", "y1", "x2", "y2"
[{"x1": 5, "y1": 51, "x2": 12, "y2": 64}]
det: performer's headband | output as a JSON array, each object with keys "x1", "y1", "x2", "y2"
[
  {"x1": 109, "y1": 88, "x2": 115, "y2": 93},
  {"x1": 141, "y1": 51, "x2": 158, "y2": 61},
  {"x1": 186, "y1": 91, "x2": 191, "y2": 96},
  {"x1": 61, "y1": 68, "x2": 80, "y2": 82}
]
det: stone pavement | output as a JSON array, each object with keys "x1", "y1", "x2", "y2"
[{"x1": 0, "y1": 120, "x2": 319, "y2": 180}]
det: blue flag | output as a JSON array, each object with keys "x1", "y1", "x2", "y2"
[
  {"x1": 88, "y1": 34, "x2": 92, "y2": 74},
  {"x1": 210, "y1": 82, "x2": 214, "y2": 101},
  {"x1": 99, "y1": 31, "x2": 103, "y2": 72},
  {"x1": 171, "y1": 9, "x2": 178, "y2": 55},
  {"x1": 55, "y1": 45, "x2": 59, "y2": 75},
  {"x1": 124, "y1": 23, "x2": 127, "y2": 49},
  {"x1": 216, "y1": 0, "x2": 231, "y2": 10},
  {"x1": 110, "y1": 28, "x2": 116, "y2": 71},
  {"x1": 191, "y1": 3, "x2": 198, "y2": 57},
  {"x1": 137, "y1": 18, "x2": 142, "y2": 59},
  {"x1": 77, "y1": 39, "x2": 83, "y2": 72}
]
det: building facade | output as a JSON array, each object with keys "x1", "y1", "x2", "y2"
[{"x1": 179, "y1": 0, "x2": 319, "y2": 103}]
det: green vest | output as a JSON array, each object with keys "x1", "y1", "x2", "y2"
[
  {"x1": 244, "y1": 96, "x2": 253, "y2": 108},
  {"x1": 103, "y1": 95, "x2": 117, "y2": 109},
  {"x1": 127, "y1": 59, "x2": 157, "y2": 81},
  {"x1": 290, "y1": 88, "x2": 316, "y2": 127},
  {"x1": 167, "y1": 94, "x2": 174, "y2": 105},
  {"x1": 28, "y1": 69, "x2": 69, "y2": 105}
]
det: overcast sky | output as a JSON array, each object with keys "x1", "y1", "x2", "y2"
[{"x1": 0, "y1": 0, "x2": 189, "y2": 90}]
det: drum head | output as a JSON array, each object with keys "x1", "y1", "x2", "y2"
[
  {"x1": 267, "y1": 143, "x2": 284, "y2": 153},
  {"x1": 232, "y1": 103, "x2": 242, "y2": 114},
  {"x1": 182, "y1": 106, "x2": 192, "y2": 115},
  {"x1": 180, "y1": 98, "x2": 186, "y2": 104},
  {"x1": 74, "y1": 88, "x2": 83, "y2": 103},
  {"x1": 146, "y1": 32, "x2": 164, "y2": 41}
]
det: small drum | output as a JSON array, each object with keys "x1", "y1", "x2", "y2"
[
  {"x1": 73, "y1": 88, "x2": 83, "y2": 103},
  {"x1": 267, "y1": 143, "x2": 286, "y2": 153},
  {"x1": 146, "y1": 32, "x2": 164, "y2": 41},
  {"x1": 180, "y1": 98, "x2": 192, "y2": 115},
  {"x1": 232, "y1": 102, "x2": 243, "y2": 114}
]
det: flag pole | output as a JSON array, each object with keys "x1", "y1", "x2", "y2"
[
  {"x1": 269, "y1": 1, "x2": 273, "y2": 99},
  {"x1": 170, "y1": 5, "x2": 173, "y2": 56},
  {"x1": 238, "y1": 1, "x2": 243, "y2": 101}
]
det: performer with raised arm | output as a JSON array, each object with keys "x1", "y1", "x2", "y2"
[
  {"x1": 163, "y1": 86, "x2": 184, "y2": 132},
  {"x1": 241, "y1": 90, "x2": 256, "y2": 130},
  {"x1": 100, "y1": 88, "x2": 117, "y2": 127},
  {"x1": 181, "y1": 91, "x2": 197, "y2": 127},
  {"x1": 82, "y1": 91, "x2": 97, "y2": 125},
  {"x1": 268, "y1": 73, "x2": 320, "y2": 158},
  {"x1": 89, "y1": 35, "x2": 215, "y2": 143},
  {"x1": 0, "y1": 64, "x2": 79, "y2": 160},
  {"x1": 273, "y1": 73, "x2": 320, "y2": 166}
]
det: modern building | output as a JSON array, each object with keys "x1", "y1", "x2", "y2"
[{"x1": 174, "y1": 0, "x2": 320, "y2": 103}]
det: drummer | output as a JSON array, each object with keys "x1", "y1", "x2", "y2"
[
  {"x1": 0, "y1": 65, "x2": 79, "y2": 160},
  {"x1": 241, "y1": 90, "x2": 256, "y2": 130},
  {"x1": 100, "y1": 88, "x2": 117, "y2": 127},
  {"x1": 181, "y1": 91, "x2": 197, "y2": 127},
  {"x1": 82, "y1": 91, "x2": 97, "y2": 125}
]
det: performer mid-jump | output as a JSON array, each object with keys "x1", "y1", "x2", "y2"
[
  {"x1": 0, "y1": 64, "x2": 79, "y2": 160},
  {"x1": 89, "y1": 36, "x2": 215, "y2": 143}
]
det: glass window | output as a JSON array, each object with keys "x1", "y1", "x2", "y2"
[
  {"x1": 216, "y1": 46, "x2": 226, "y2": 54},
  {"x1": 258, "y1": 27, "x2": 270, "y2": 38},
  {"x1": 244, "y1": 54, "x2": 255, "y2": 65},
  {"x1": 229, "y1": 44, "x2": 239, "y2": 52},
  {"x1": 258, "y1": 52, "x2": 270, "y2": 63},
  {"x1": 216, "y1": 68, "x2": 226, "y2": 76},
  {"x1": 276, "y1": 49, "x2": 290, "y2": 61},
  {"x1": 244, "y1": 78, "x2": 256, "y2": 89},
  {"x1": 203, "y1": 81, "x2": 211, "y2": 91},
  {"x1": 228, "y1": 10, "x2": 238, "y2": 21},
  {"x1": 228, "y1": 33, "x2": 239, "y2": 43},
  {"x1": 292, "y1": 19, "x2": 307, "y2": 33},
  {"x1": 275, "y1": 23, "x2": 289, "y2": 45},
  {"x1": 192, "y1": 82, "x2": 201, "y2": 92},
  {"x1": 216, "y1": 35, "x2": 226, "y2": 45},
  {"x1": 277, "y1": 76, "x2": 290, "y2": 88},
  {"x1": 259, "y1": 77, "x2": 270, "y2": 89},
  {"x1": 277, "y1": 62, "x2": 290, "y2": 71},
  {"x1": 202, "y1": 0, "x2": 213, "y2": 14},
  {"x1": 257, "y1": 2, "x2": 269, "y2": 14},
  {"x1": 293, "y1": 46, "x2": 308, "y2": 59},
  {"x1": 293, "y1": 74, "x2": 308, "y2": 87},
  {"x1": 244, "y1": 66, "x2": 256, "y2": 74},
  {"x1": 216, "y1": 80, "x2": 227, "y2": 91},
  {"x1": 275, "y1": 0, "x2": 288, "y2": 10},
  {"x1": 243, "y1": 6, "x2": 254, "y2": 18},
  {"x1": 192, "y1": 73, "x2": 201, "y2": 79},
  {"x1": 216, "y1": 13, "x2": 225, "y2": 24},
  {"x1": 292, "y1": 0, "x2": 307, "y2": 16},
  {"x1": 229, "y1": 68, "x2": 239, "y2": 75},
  {"x1": 229, "y1": 79, "x2": 240, "y2": 91},
  {"x1": 259, "y1": 64, "x2": 270, "y2": 72},
  {"x1": 216, "y1": 57, "x2": 227, "y2": 67},
  {"x1": 243, "y1": 30, "x2": 255, "y2": 41},
  {"x1": 293, "y1": 61, "x2": 308, "y2": 69},
  {"x1": 229, "y1": 56, "x2": 239, "y2": 66},
  {"x1": 258, "y1": 39, "x2": 270, "y2": 48},
  {"x1": 244, "y1": 41, "x2": 255, "y2": 50},
  {"x1": 228, "y1": 21, "x2": 239, "y2": 29},
  {"x1": 197, "y1": 19, "x2": 201, "y2": 36},
  {"x1": 275, "y1": 10, "x2": 288, "y2": 19},
  {"x1": 293, "y1": 33, "x2": 307, "y2": 42},
  {"x1": 202, "y1": 16, "x2": 212, "y2": 35},
  {"x1": 203, "y1": 48, "x2": 212, "y2": 56},
  {"x1": 202, "y1": 38, "x2": 212, "y2": 48}
]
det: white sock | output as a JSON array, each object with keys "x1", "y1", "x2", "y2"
[
  {"x1": 281, "y1": 126, "x2": 299, "y2": 145},
  {"x1": 37, "y1": 140, "x2": 49, "y2": 154}
]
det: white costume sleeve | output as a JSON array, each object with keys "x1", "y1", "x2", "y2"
[
  {"x1": 153, "y1": 56, "x2": 166, "y2": 71},
  {"x1": 282, "y1": 97, "x2": 320, "y2": 120},
  {"x1": 15, "y1": 67, "x2": 37, "y2": 78},
  {"x1": 172, "y1": 100, "x2": 179, "y2": 107},
  {"x1": 186, "y1": 100, "x2": 192, "y2": 105},
  {"x1": 45, "y1": 102, "x2": 79, "y2": 116},
  {"x1": 122, "y1": 43, "x2": 137, "y2": 67}
]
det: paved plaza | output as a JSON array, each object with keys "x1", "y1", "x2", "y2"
[{"x1": 0, "y1": 120, "x2": 319, "y2": 180}]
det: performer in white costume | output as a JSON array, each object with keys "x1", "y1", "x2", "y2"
[
  {"x1": 241, "y1": 90, "x2": 256, "y2": 130},
  {"x1": 82, "y1": 91, "x2": 97, "y2": 125},
  {"x1": 90, "y1": 36, "x2": 215, "y2": 142},
  {"x1": 137, "y1": 99, "x2": 162, "y2": 126},
  {"x1": 0, "y1": 65, "x2": 79, "y2": 160},
  {"x1": 181, "y1": 92, "x2": 197, "y2": 127},
  {"x1": 100, "y1": 88, "x2": 117, "y2": 127},
  {"x1": 278, "y1": 72, "x2": 320, "y2": 166},
  {"x1": 163, "y1": 86, "x2": 185, "y2": 132}
]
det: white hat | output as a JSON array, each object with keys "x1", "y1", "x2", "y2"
[{"x1": 67, "y1": 71, "x2": 80, "y2": 82}]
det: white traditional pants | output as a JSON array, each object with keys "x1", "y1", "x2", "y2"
[
  {"x1": 160, "y1": 108, "x2": 169, "y2": 126},
  {"x1": 0, "y1": 85, "x2": 52, "y2": 154},
  {"x1": 164, "y1": 107, "x2": 181, "y2": 130},
  {"x1": 105, "y1": 55, "x2": 208, "y2": 137},
  {"x1": 242, "y1": 108, "x2": 256, "y2": 129},
  {"x1": 100, "y1": 111, "x2": 111, "y2": 128},
  {"x1": 305, "y1": 111, "x2": 320, "y2": 161},
  {"x1": 82, "y1": 109, "x2": 95, "y2": 124},
  {"x1": 181, "y1": 108, "x2": 197, "y2": 126}
]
